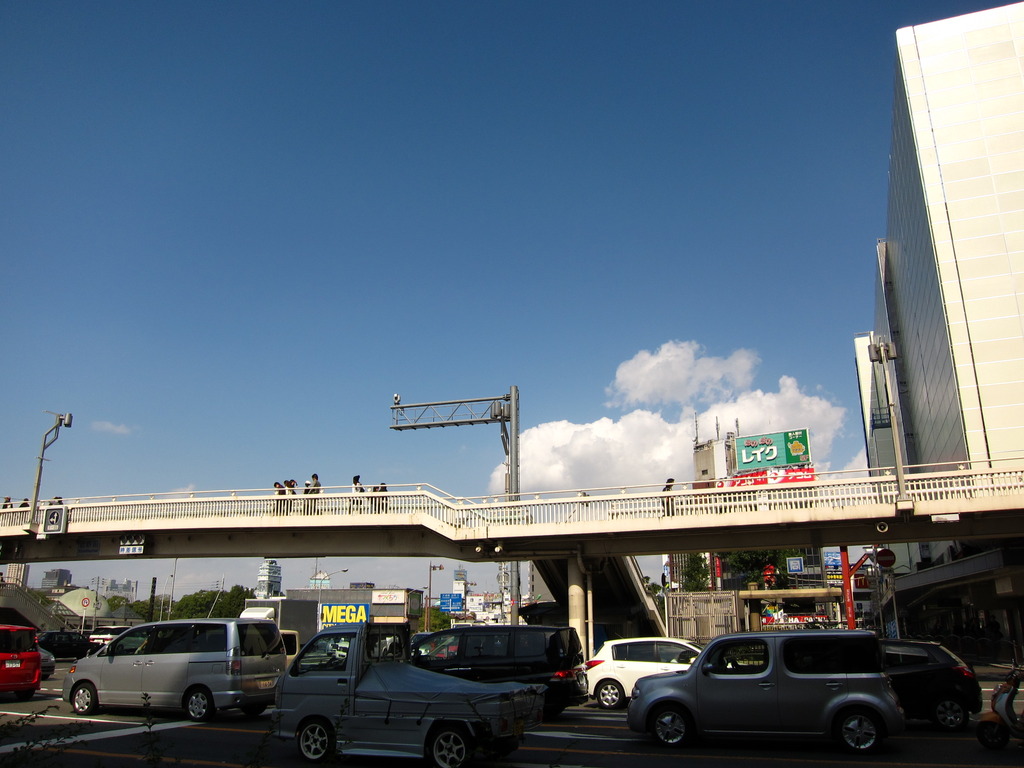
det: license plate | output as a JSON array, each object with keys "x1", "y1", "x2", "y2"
[
  {"x1": 5, "y1": 660, "x2": 20, "y2": 668},
  {"x1": 258, "y1": 679, "x2": 275, "y2": 689},
  {"x1": 513, "y1": 718, "x2": 524, "y2": 737}
]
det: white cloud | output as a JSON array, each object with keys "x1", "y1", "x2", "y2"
[
  {"x1": 91, "y1": 421, "x2": 134, "y2": 435},
  {"x1": 492, "y1": 341, "x2": 847, "y2": 493},
  {"x1": 697, "y1": 375, "x2": 845, "y2": 466},
  {"x1": 841, "y1": 448, "x2": 868, "y2": 476},
  {"x1": 168, "y1": 484, "x2": 198, "y2": 499},
  {"x1": 606, "y1": 340, "x2": 759, "y2": 408}
]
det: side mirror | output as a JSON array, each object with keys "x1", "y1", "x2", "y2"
[{"x1": 702, "y1": 661, "x2": 715, "y2": 676}]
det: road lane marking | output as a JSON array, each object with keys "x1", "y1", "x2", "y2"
[
  {"x1": 0, "y1": 709, "x2": 164, "y2": 725},
  {"x1": 0, "y1": 719, "x2": 196, "y2": 754}
]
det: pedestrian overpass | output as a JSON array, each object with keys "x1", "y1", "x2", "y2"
[{"x1": 3, "y1": 462, "x2": 1023, "y2": 643}]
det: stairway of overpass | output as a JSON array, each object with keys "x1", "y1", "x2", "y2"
[{"x1": 531, "y1": 555, "x2": 665, "y2": 641}]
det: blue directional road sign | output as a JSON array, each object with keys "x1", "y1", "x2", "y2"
[{"x1": 439, "y1": 593, "x2": 464, "y2": 612}]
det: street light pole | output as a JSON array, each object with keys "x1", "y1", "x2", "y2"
[
  {"x1": 29, "y1": 411, "x2": 73, "y2": 520},
  {"x1": 426, "y1": 563, "x2": 444, "y2": 632},
  {"x1": 867, "y1": 339, "x2": 912, "y2": 506},
  {"x1": 315, "y1": 567, "x2": 348, "y2": 631}
]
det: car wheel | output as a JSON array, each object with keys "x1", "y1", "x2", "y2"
[
  {"x1": 976, "y1": 719, "x2": 1010, "y2": 749},
  {"x1": 297, "y1": 717, "x2": 336, "y2": 762},
  {"x1": 931, "y1": 696, "x2": 969, "y2": 731},
  {"x1": 14, "y1": 689, "x2": 33, "y2": 702},
  {"x1": 650, "y1": 703, "x2": 695, "y2": 747},
  {"x1": 427, "y1": 724, "x2": 473, "y2": 768},
  {"x1": 835, "y1": 708, "x2": 884, "y2": 753},
  {"x1": 184, "y1": 686, "x2": 216, "y2": 722},
  {"x1": 240, "y1": 703, "x2": 267, "y2": 717},
  {"x1": 595, "y1": 679, "x2": 626, "y2": 710},
  {"x1": 71, "y1": 682, "x2": 98, "y2": 715}
]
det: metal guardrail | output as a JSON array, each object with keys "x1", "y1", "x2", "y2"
[{"x1": 2, "y1": 463, "x2": 1023, "y2": 536}]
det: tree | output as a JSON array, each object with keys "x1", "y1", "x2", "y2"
[
  {"x1": 680, "y1": 554, "x2": 711, "y2": 591},
  {"x1": 642, "y1": 575, "x2": 665, "y2": 614},
  {"x1": 425, "y1": 604, "x2": 449, "y2": 632},
  {"x1": 129, "y1": 597, "x2": 165, "y2": 623},
  {"x1": 105, "y1": 595, "x2": 129, "y2": 612},
  {"x1": 170, "y1": 585, "x2": 255, "y2": 619},
  {"x1": 722, "y1": 549, "x2": 799, "y2": 588}
]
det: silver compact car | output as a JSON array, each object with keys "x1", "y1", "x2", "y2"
[{"x1": 626, "y1": 630, "x2": 904, "y2": 753}]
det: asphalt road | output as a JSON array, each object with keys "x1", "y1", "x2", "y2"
[{"x1": 0, "y1": 663, "x2": 1019, "y2": 768}]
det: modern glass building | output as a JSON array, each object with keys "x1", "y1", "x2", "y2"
[
  {"x1": 862, "y1": 1, "x2": 1024, "y2": 471},
  {"x1": 857, "y1": 2, "x2": 1024, "y2": 642}
]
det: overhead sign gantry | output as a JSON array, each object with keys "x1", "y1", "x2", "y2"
[{"x1": 390, "y1": 386, "x2": 522, "y2": 623}]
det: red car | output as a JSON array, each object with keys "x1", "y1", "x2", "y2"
[{"x1": 0, "y1": 625, "x2": 41, "y2": 701}]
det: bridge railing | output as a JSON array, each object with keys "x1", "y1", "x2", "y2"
[{"x1": 3, "y1": 460, "x2": 1022, "y2": 535}]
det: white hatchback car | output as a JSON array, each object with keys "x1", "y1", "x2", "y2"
[{"x1": 586, "y1": 637, "x2": 702, "y2": 709}]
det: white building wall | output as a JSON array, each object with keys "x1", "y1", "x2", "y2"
[{"x1": 890, "y1": 3, "x2": 1024, "y2": 467}]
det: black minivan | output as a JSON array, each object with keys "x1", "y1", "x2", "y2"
[{"x1": 411, "y1": 625, "x2": 587, "y2": 716}]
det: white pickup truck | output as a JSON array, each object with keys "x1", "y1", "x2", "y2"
[{"x1": 274, "y1": 621, "x2": 545, "y2": 768}]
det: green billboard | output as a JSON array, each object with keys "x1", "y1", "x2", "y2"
[{"x1": 734, "y1": 429, "x2": 811, "y2": 472}]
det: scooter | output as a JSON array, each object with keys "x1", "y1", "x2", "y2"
[{"x1": 976, "y1": 665, "x2": 1024, "y2": 749}]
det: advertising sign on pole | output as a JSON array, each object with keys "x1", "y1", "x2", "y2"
[{"x1": 734, "y1": 429, "x2": 811, "y2": 472}]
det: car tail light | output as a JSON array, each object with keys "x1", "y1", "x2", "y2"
[
  {"x1": 550, "y1": 669, "x2": 577, "y2": 680},
  {"x1": 584, "y1": 659, "x2": 605, "y2": 670},
  {"x1": 68, "y1": 665, "x2": 76, "y2": 675},
  {"x1": 229, "y1": 659, "x2": 242, "y2": 676},
  {"x1": 953, "y1": 665, "x2": 976, "y2": 679}
]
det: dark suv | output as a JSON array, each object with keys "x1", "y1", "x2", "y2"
[
  {"x1": 411, "y1": 625, "x2": 587, "y2": 716},
  {"x1": 881, "y1": 638, "x2": 982, "y2": 731},
  {"x1": 36, "y1": 631, "x2": 97, "y2": 660}
]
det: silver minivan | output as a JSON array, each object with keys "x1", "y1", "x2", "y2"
[
  {"x1": 626, "y1": 630, "x2": 905, "y2": 753},
  {"x1": 62, "y1": 618, "x2": 285, "y2": 721}
]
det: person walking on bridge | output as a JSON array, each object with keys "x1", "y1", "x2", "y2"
[
  {"x1": 351, "y1": 475, "x2": 365, "y2": 513},
  {"x1": 661, "y1": 478, "x2": 675, "y2": 516}
]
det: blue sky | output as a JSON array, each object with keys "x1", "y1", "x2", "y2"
[{"x1": 1, "y1": 0, "x2": 1006, "y2": 598}]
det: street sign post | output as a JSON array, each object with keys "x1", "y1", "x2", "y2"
[
  {"x1": 439, "y1": 593, "x2": 464, "y2": 613},
  {"x1": 875, "y1": 548, "x2": 897, "y2": 568}
]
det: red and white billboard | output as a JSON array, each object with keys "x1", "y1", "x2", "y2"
[{"x1": 716, "y1": 466, "x2": 816, "y2": 488}]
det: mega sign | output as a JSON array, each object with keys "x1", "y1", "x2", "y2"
[
  {"x1": 735, "y1": 429, "x2": 811, "y2": 471},
  {"x1": 320, "y1": 603, "x2": 371, "y2": 627}
]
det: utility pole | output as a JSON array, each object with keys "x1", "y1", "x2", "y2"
[{"x1": 391, "y1": 386, "x2": 522, "y2": 624}]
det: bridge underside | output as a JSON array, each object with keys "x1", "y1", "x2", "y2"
[{"x1": 7, "y1": 506, "x2": 1024, "y2": 565}]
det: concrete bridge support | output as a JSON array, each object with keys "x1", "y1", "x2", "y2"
[{"x1": 567, "y1": 556, "x2": 586, "y2": 654}]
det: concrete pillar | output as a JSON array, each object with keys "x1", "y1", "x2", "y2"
[{"x1": 567, "y1": 557, "x2": 585, "y2": 649}]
